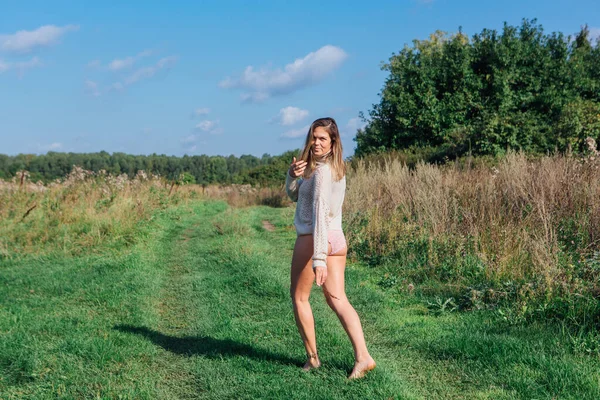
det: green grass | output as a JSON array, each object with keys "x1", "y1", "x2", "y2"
[{"x1": 1, "y1": 201, "x2": 599, "y2": 399}]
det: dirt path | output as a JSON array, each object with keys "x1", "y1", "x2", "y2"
[{"x1": 261, "y1": 220, "x2": 275, "y2": 231}]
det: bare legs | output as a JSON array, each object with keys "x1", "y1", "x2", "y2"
[
  {"x1": 290, "y1": 235, "x2": 321, "y2": 370},
  {"x1": 290, "y1": 235, "x2": 375, "y2": 378},
  {"x1": 323, "y1": 254, "x2": 376, "y2": 379}
]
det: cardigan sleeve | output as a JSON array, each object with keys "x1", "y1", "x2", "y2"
[
  {"x1": 311, "y1": 165, "x2": 332, "y2": 269},
  {"x1": 285, "y1": 171, "x2": 302, "y2": 202}
]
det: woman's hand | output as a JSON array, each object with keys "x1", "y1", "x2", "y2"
[
  {"x1": 314, "y1": 266, "x2": 327, "y2": 286},
  {"x1": 289, "y1": 156, "x2": 306, "y2": 178}
]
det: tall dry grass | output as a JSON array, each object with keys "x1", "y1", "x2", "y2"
[
  {"x1": 0, "y1": 167, "x2": 200, "y2": 258},
  {"x1": 201, "y1": 184, "x2": 290, "y2": 208},
  {"x1": 344, "y1": 151, "x2": 600, "y2": 306},
  {"x1": 0, "y1": 166, "x2": 290, "y2": 259}
]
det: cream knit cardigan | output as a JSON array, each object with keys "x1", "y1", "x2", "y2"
[{"x1": 285, "y1": 162, "x2": 346, "y2": 269}]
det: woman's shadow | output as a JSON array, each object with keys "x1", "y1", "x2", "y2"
[{"x1": 114, "y1": 324, "x2": 301, "y2": 367}]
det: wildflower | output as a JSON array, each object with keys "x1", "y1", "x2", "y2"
[
  {"x1": 136, "y1": 170, "x2": 148, "y2": 181},
  {"x1": 585, "y1": 137, "x2": 599, "y2": 156}
]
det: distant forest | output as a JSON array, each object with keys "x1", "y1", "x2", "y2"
[{"x1": 0, "y1": 150, "x2": 299, "y2": 187}]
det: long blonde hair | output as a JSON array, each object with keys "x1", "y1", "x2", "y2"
[{"x1": 299, "y1": 117, "x2": 346, "y2": 181}]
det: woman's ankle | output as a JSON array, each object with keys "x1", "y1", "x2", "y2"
[
  {"x1": 355, "y1": 352, "x2": 373, "y2": 363},
  {"x1": 349, "y1": 357, "x2": 376, "y2": 379},
  {"x1": 303, "y1": 352, "x2": 321, "y2": 370}
]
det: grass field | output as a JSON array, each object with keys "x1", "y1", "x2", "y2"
[{"x1": 1, "y1": 200, "x2": 599, "y2": 399}]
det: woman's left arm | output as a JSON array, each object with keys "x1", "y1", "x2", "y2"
[{"x1": 312, "y1": 165, "x2": 332, "y2": 272}]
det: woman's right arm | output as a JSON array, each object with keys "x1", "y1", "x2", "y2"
[
  {"x1": 285, "y1": 171, "x2": 302, "y2": 202},
  {"x1": 285, "y1": 157, "x2": 306, "y2": 202}
]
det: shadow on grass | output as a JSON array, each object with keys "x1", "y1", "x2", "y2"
[{"x1": 114, "y1": 324, "x2": 301, "y2": 367}]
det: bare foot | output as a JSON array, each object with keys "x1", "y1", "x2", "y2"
[
  {"x1": 348, "y1": 357, "x2": 376, "y2": 379},
  {"x1": 302, "y1": 355, "x2": 321, "y2": 371}
]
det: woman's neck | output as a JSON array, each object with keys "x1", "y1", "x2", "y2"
[{"x1": 314, "y1": 150, "x2": 331, "y2": 164}]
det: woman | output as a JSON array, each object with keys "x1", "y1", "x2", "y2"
[{"x1": 285, "y1": 117, "x2": 376, "y2": 379}]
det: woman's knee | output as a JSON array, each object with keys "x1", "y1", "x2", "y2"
[
  {"x1": 324, "y1": 293, "x2": 349, "y2": 313},
  {"x1": 291, "y1": 288, "x2": 311, "y2": 306}
]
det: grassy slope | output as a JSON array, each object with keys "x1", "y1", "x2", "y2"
[{"x1": 1, "y1": 201, "x2": 599, "y2": 399}]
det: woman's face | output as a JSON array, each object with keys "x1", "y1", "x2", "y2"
[{"x1": 312, "y1": 127, "x2": 332, "y2": 157}]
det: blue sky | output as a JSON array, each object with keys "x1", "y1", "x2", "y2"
[{"x1": 1, "y1": 0, "x2": 598, "y2": 159}]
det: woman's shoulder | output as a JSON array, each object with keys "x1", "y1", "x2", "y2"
[
  {"x1": 317, "y1": 163, "x2": 346, "y2": 182},
  {"x1": 315, "y1": 162, "x2": 331, "y2": 171},
  {"x1": 314, "y1": 163, "x2": 333, "y2": 179}
]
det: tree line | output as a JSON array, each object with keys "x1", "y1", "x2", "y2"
[
  {"x1": 355, "y1": 19, "x2": 600, "y2": 160},
  {"x1": 0, "y1": 150, "x2": 299, "y2": 187}
]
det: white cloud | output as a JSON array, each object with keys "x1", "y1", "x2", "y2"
[
  {"x1": 345, "y1": 117, "x2": 367, "y2": 136},
  {"x1": 196, "y1": 120, "x2": 216, "y2": 131},
  {"x1": 180, "y1": 134, "x2": 206, "y2": 152},
  {"x1": 156, "y1": 56, "x2": 176, "y2": 69},
  {"x1": 281, "y1": 124, "x2": 310, "y2": 139},
  {"x1": 0, "y1": 56, "x2": 42, "y2": 76},
  {"x1": 124, "y1": 67, "x2": 155, "y2": 85},
  {"x1": 108, "y1": 49, "x2": 152, "y2": 71},
  {"x1": 240, "y1": 92, "x2": 269, "y2": 103},
  {"x1": 220, "y1": 45, "x2": 348, "y2": 102},
  {"x1": 85, "y1": 80, "x2": 100, "y2": 97},
  {"x1": 124, "y1": 56, "x2": 176, "y2": 84},
  {"x1": 273, "y1": 106, "x2": 309, "y2": 126},
  {"x1": 15, "y1": 57, "x2": 42, "y2": 69},
  {"x1": 36, "y1": 142, "x2": 63, "y2": 152},
  {"x1": 193, "y1": 107, "x2": 210, "y2": 116},
  {"x1": 111, "y1": 55, "x2": 177, "y2": 89},
  {"x1": 195, "y1": 119, "x2": 221, "y2": 134},
  {"x1": 87, "y1": 59, "x2": 100, "y2": 68},
  {"x1": 111, "y1": 82, "x2": 124, "y2": 91},
  {"x1": 109, "y1": 57, "x2": 135, "y2": 71},
  {"x1": 0, "y1": 59, "x2": 10, "y2": 73},
  {"x1": 0, "y1": 24, "x2": 78, "y2": 53},
  {"x1": 181, "y1": 134, "x2": 198, "y2": 144},
  {"x1": 590, "y1": 27, "x2": 600, "y2": 44}
]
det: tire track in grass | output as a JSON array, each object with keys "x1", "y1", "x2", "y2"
[
  {"x1": 117, "y1": 202, "x2": 229, "y2": 399},
  {"x1": 154, "y1": 221, "x2": 199, "y2": 399},
  {"x1": 152, "y1": 202, "x2": 232, "y2": 398}
]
